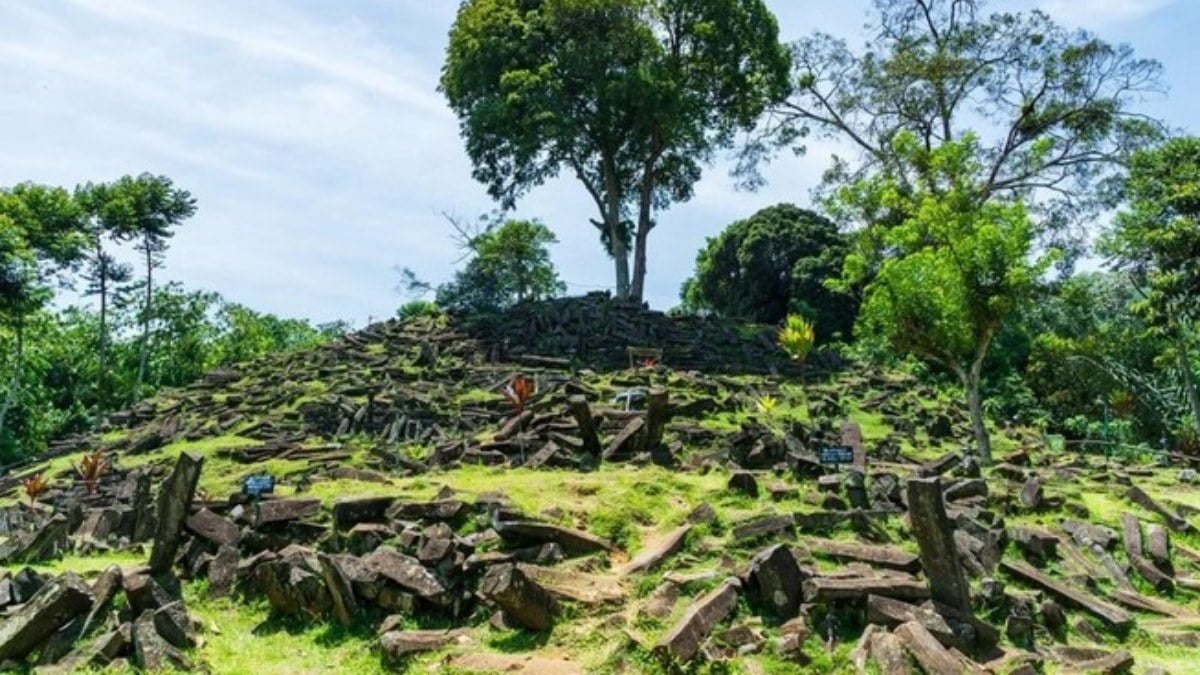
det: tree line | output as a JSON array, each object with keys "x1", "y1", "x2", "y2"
[
  {"x1": 0, "y1": 175, "x2": 345, "y2": 464},
  {"x1": 437, "y1": 0, "x2": 1198, "y2": 462}
]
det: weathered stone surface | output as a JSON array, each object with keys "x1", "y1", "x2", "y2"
[
  {"x1": 801, "y1": 576, "x2": 930, "y2": 603},
  {"x1": 567, "y1": 396, "x2": 602, "y2": 458},
  {"x1": 944, "y1": 479, "x2": 987, "y2": 502},
  {"x1": 332, "y1": 496, "x2": 397, "y2": 531},
  {"x1": 122, "y1": 572, "x2": 174, "y2": 615},
  {"x1": 79, "y1": 565, "x2": 122, "y2": 638},
  {"x1": 148, "y1": 452, "x2": 204, "y2": 575},
  {"x1": 185, "y1": 508, "x2": 240, "y2": 547},
  {"x1": 727, "y1": 471, "x2": 759, "y2": 497},
  {"x1": 618, "y1": 525, "x2": 690, "y2": 576},
  {"x1": 1016, "y1": 477, "x2": 1042, "y2": 511},
  {"x1": 743, "y1": 544, "x2": 803, "y2": 617},
  {"x1": 894, "y1": 620, "x2": 979, "y2": 674},
  {"x1": 1127, "y1": 485, "x2": 1192, "y2": 532},
  {"x1": 1145, "y1": 523, "x2": 1173, "y2": 576},
  {"x1": 0, "y1": 572, "x2": 93, "y2": 661},
  {"x1": 495, "y1": 521, "x2": 612, "y2": 555},
  {"x1": 318, "y1": 552, "x2": 359, "y2": 627},
  {"x1": 1010, "y1": 526, "x2": 1059, "y2": 562},
  {"x1": 655, "y1": 578, "x2": 740, "y2": 664},
  {"x1": 364, "y1": 548, "x2": 450, "y2": 603},
  {"x1": 387, "y1": 499, "x2": 466, "y2": 523},
  {"x1": 639, "y1": 388, "x2": 669, "y2": 453},
  {"x1": 257, "y1": 548, "x2": 331, "y2": 616},
  {"x1": 906, "y1": 477, "x2": 971, "y2": 613},
  {"x1": 255, "y1": 498, "x2": 320, "y2": 526},
  {"x1": 1000, "y1": 560, "x2": 1132, "y2": 630},
  {"x1": 732, "y1": 513, "x2": 795, "y2": 542},
  {"x1": 153, "y1": 601, "x2": 195, "y2": 649},
  {"x1": 1119, "y1": 512, "x2": 1173, "y2": 593},
  {"x1": 132, "y1": 610, "x2": 191, "y2": 672},
  {"x1": 480, "y1": 563, "x2": 556, "y2": 631},
  {"x1": 207, "y1": 544, "x2": 239, "y2": 598},
  {"x1": 800, "y1": 538, "x2": 921, "y2": 573},
  {"x1": 380, "y1": 629, "x2": 461, "y2": 662},
  {"x1": 2, "y1": 515, "x2": 69, "y2": 564},
  {"x1": 1065, "y1": 649, "x2": 1134, "y2": 674},
  {"x1": 866, "y1": 630, "x2": 909, "y2": 675}
]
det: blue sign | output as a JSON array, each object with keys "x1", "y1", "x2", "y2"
[
  {"x1": 242, "y1": 474, "x2": 275, "y2": 497},
  {"x1": 819, "y1": 446, "x2": 854, "y2": 465}
]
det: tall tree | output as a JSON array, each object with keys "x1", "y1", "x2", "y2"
[
  {"x1": 102, "y1": 175, "x2": 196, "y2": 402},
  {"x1": 0, "y1": 183, "x2": 86, "y2": 444},
  {"x1": 834, "y1": 133, "x2": 1055, "y2": 463},
  {"x1": 441, "y1": 0, "x2": 791, "y2": 300},
  {"x1": 75, "y1": 181, "x2": 136, "y2": 406},
  {"x1": 681, "y1": 203, "x2": 854, "y2": 339},
  {"x1": 1104, "y1": 136, "x2": 1200, "y2": 431},
  {"x1": 431, "y1": 218, "x2": 566, "y2": 314},
  {"x1": 747, "y1": 0, "x2": 1161, "y2": 264}
]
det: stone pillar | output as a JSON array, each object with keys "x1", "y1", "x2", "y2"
[
  {"x1": 906, "y1": 477, "x2": 971, "y2": 613},
  {"x1": 148, "y1": 453, "x2": 204, "y2": 575}
]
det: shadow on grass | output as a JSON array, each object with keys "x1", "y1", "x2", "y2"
[{"x1": 486, "y1": 628, "x2": 551, "y2": 653}]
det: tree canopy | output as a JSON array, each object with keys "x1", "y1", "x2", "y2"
[
  {"x1": 441, "y1": 0, "x2": 792, "y2": 300},
  {"x1": 681, "y1": 203, "x2": 854, "y2": 339},
  {"x1": 433, "y1": 218, "x2": 565, "y2": 314}
]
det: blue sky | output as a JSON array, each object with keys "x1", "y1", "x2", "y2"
[{"x1": 1, "y1": 0, "x2": 1195, "y2": 325}]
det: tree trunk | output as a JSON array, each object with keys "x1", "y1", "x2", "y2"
[
  {"x1": 97, "y1": 245, "x2": 109, "y2": 407},
  {"x1": 135, "y1": 244, "x2": 152, "y2": 402},
  {"x1": 0, "y1": 320, "x2": 26, "y2": 442},
  {"x1": 631, "y1": 197, "x2": 651, "y2": 303},
  {"x1": 959, "y1": 357, "x2": 992, "y2": 464},
  {"x1": 603, "y1": 176, "x2": 630, "y2": 299}
]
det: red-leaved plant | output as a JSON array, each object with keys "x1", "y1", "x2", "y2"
[
  {"x1": 502, "y1": 374, "x2": 536, "y2": 414},
  {"x1": 23, "y1": 473, "x2": 50, "y2": 506},
  {"x1": 77, "y1": 450, "x2": 109, "y2": 495}
]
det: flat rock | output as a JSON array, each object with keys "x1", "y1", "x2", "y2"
[
  {"x1": 0, "y1": 572, "x2": 93, "y2": 661},
  {"x1": 654, "y1": 578, "x2": 741, "y2": 663}
]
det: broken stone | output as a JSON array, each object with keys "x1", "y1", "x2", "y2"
[
  {"x1": 479, "y1": 564, "x2": 556, "y2": 631},
  {"x1": 132, "y1": 610, "x2": 191, "y2": 672},
  {"x1": 380, "y1": 629, "x2": 461, "y2": 663},
  {"x1": 618, "y1": 525, "x2": 690, "y2": 576},
  {"x1": 1000, "y1": 560, "x2": 1132, "y2": 631},
  {"x1": 654, "y1": 578, "x2": 741, "y2": 664},
  {"x1": 332, "y1": 496, "x2": 396, "y2": 530},
  {"x1": 801, "y1": 576, "x2": 930, "y2": 603},
  {"x1": 152, "y1": 602, "x2": 196, "y2": 649},
  {"x1": 207, "y1": 544, "x2": 239, "y2": 598},
  {"x1": 123, "y1": 572, "x2": 174, "y2": 615},
  {"x1": 743, "y1": 544, "x2": 803, "y2": 618},
  {"x1": 1019, "y1": 477, "x2": 1043, "y2": 510},
  {"x1": 727, "y1": 471, "x2": 759, "y2": 498},
  {"x1": 185, "y1": 508, "x2": 240, "y2": 547},
  {"x1": 495, "y1": 521, "x2": 612, "y2": 555},
  {"x1": 800, "y1": 538, "x2": 921, "y2": 573},
  {"x1": 255, "y1": 498, "x2": 320, "y2": 527},
  {"x1": 318, "y1": 552, "x2": 359, "y2": 627},
  {"x1": 0, "y1": 572, "x2": 93, "y2": 662},
  {"x1": 148, "y1": 452, "x2": 204, "y2": 575},
  {"x1": 906, "y1": 477, "x2": 972, "y2": 613},
  {"x1": 364, "y1": 548, "x2": 450, "y2": 604}
]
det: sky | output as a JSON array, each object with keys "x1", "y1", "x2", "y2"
[{"x1": 1, "y1": 0, "x2": 1196, "y2": 326}]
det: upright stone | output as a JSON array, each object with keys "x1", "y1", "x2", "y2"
[
  {"x1": 841, "y1": 420, "x2": 867, "y2": 471},
  {"x1": 743, "y1": 544, "x2": 803, "y2": 617},
  {"x1": 149, "y1": 452, "x2": 204, "y2": 575},
  {"x1": 906, "y1": 477, "x2": 972, "y2": 613},
  {"x1": 568, "y1": 396, "x2": 602, "y2": 458},
  {"x1": 639, "y1": 388, "x2": 670, "y2": 453},
  {"x1": 0, "y1": 571, "x2": 93, "y2": 661}
]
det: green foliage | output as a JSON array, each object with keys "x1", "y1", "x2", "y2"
[
  {"x1": 396, "y1": 300, "x2": 442, "y2": 321},
  {"x1": 1104, "y1": 135, "x2": 1200, "y2": 431},
  {"x1": 777, "y1": 314, "x2": 816, "y2": 365},
  {"x1": 441, "y1": 0, "x2": 791, "y2": 299},
  {"x1": 753, "y1": 0, "x2": 1162, "y2": 265},
  {"x1": 435, "y1": 219, "x2": 565, "y2": 314},
  {"x1": 836, "y1": 133, "x2": 1055, "y2": 461},
  {"x1": 681, "y1": 203, "x2": 855, "y2": 339}
]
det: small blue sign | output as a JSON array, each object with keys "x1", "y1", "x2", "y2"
[
  {"x1": 242, "y1": 474, "x2": 275, "y2": 497},
  {"x1": 819, "y1": 446, "x2": 854, "y2": 465}
]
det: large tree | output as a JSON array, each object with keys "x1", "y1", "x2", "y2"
[
  {"x1": 100, "y1": 174, "x2": 196, "y2": 402},
  {"x1": 441, "y1": 0, "x2": 791, "y2": 300},
  {"x1": 747, "y1": 0, "x2": 1161, "y2": 263},
  {"x1": 0, "y1": 183, "x2": 86, "y2": 443},
  {"x1": 834, "y1": 133, "x2": 1055, "y2": 463},
  {"x1": 1104, "y1": 136, "x2": 1200, "y2": 431},
  {"x1": 681, "y1": 203, "x2": 854, "y2": 339},
  {"x1": 433, "y1": 218, "x2": 566, "y2": 314}
]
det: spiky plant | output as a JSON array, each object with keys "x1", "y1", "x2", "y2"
[
  {"x1": 756, "y1": 395, "x2": 779, "y2": 416},
  {"x1": 77, "y1": 450, "x2": 109, "y2": 495},
  {"x1": 23, "y1": 473, "x2": 50, "y2": 506},
  {"x1": 778, "y1": 314, "x2": 816, "y2": 365}
]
